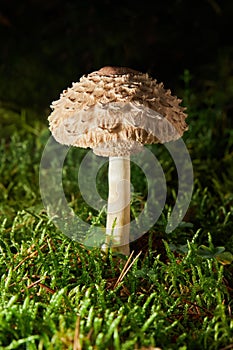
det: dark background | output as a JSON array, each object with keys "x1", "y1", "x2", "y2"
[{"x1": 0, "y1": 0, "x2": 232, "y2": 114}]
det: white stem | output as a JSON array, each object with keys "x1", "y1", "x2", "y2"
[{"x1": 102, "y1": 156, "x2": 130, "y2": 255}]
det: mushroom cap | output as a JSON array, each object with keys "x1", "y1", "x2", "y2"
[{"x1": 48, "y1": 66, "x2": 188, "y2": 156}]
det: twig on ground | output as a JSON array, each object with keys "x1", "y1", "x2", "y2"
[
  {"x1": 73, "y1": 316, "x2": 82, "y2": 350},
  {"x1": 114, "y1": 250, "x2": 142, "y2": 289}
]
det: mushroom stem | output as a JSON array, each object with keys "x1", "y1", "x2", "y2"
[{"x1": 103, "y1": 156, "x2": 131, "y2": 255}]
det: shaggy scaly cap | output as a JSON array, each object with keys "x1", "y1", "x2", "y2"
[{"x1": 48, "y1": 66, "x2": 188, "y2": 156}]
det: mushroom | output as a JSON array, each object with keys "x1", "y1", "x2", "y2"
[{"x1": 48, "y1": 66, "x2": 188, "y2": 255}]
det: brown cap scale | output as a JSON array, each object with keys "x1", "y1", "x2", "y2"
[
  {"x1": 48, "y1": 67, "x2": 188, "y2": 255},
  {"x1": 48, "y1": 66, "x2": 188, "y2": 157}
]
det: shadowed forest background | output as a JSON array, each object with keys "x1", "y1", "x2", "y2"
[{"x1": 0, "y1": 0, "x2": 232, "y2": 115}]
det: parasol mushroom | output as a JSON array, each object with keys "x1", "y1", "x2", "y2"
[{"x1": 48, "y1": 66, "x2": 188, "y2": 255}]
